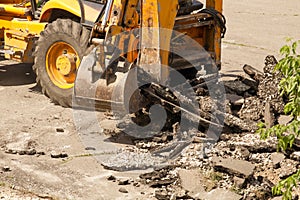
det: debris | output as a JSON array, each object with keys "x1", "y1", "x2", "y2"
[
  {"x1": 245, "y1": 143, "x2": 277, "y2": 154},
  {"x1": 174, "y1": 189, "x2": 190, "y2": 199},
  {"x1": 243, "y1": 64, "x2": 264, "y2": 82},
  {"x1": 4, "y1": 149, "x2": 17, "y2": 154},
  {"x1": 294, "y1": 138, "x2": 300, "y2": 149},
  {"x1": 264, "y1": 101, "x2": 275, "y2": 128},
  {"x1": 107, "y1": 175, "x2": 116, "y2": 181},
  {"x1": 270, "y1": 152, "x2": 285, "y2": 168},
  {"x1": 25, "y1": 148, "x2": 37, "y2": 155},
  {"x1": 219, "y1": 133, "x2": 233, "y2": 141},
  {"x1": 178, "y1": 169, "x2": 206, "y2": 196},
  {"x1": 56, "y1": 128, "x2": 65, "y2": 133},
  {"x1": 118, "y1": 179, "x2": 130, "y2": 185},
  {"x1": 2, "y1": 48, "x2": 299, "y2": 200},
  {"x1": 290, "y1": 152, "x2": 300, "y2": 161},
  {"x1": 212, "y1": 157, "x2": 255, "y2": 178},
  {"x1": 4, "y1": 148, "x2": 38, "y2": 156},
  {"x1": 85, "y1": 147, "x2": 96, "y2": 151},
  {"x1": 263, "y1": 55, "x2": 278, "y2": 74},
  {"x1": 140, "y1": 166, "x2": 177, "y2": 188},
  {"x1": 278, "y1": 159, "x2": 299, "y2": 179},
  {"x1": 155, "y1": 189, "x2": 168, "y2": 199},
  {"x1": 50, "y1": 151, "x2": 68, "y2": 158},
  {"x1": 238, "y1": 74, "x2": 260, "y2": 91},
  {"x1": 223, "y1": 112, "x2": 258, "y2": 131},
  {"x1": 18, "y1": 150, "x2": 26, "y2": 155},
  {"x1": 226, "y1": 94, "x2": 244, "y2": 106},
  {"x1": 194, "y1": 188, "x2": 242, "y2": 200},
  {"x1": 238, "y1": 97, "x2": 264, "y2": 121},
  {"x1": 233, "y1": 176, "x2": 245, "y2": 188},
  {"x1": 118, "y1": 187, "x2": 128, "y2": 193},
  {"x1": 53, "y1": 115, "x2": 60, "y2": 119},
  {"x1": 101, "y1": 150, "x2": 164, "y2": 171},
  {"x1": 277, "y1": 115, "x2": 293, "y2": 125},
  {"x1": 37, "y1": 151, "x2": 46, "y2": 155},
  {"x1": 133, "y1": 182, "x2": 140, "y2": 187},
  {"x1": 239, "y1": 146, "x2": 251, "y2": 160},
  {"x1": 2, "y1": 166, "x2": 11, "y2": 172},
  {"x1": 23, "y1": 94, "x2": 32, "y2": 99},
  {"x1": 224, "y1": 80, "x2": 251, "y2": 95},
  {"x1": 192, "y1": 136, "x2": 207, "y2": 143},
  {"x1": 148, "y1": 178, "x2": 176, "y2": 188},
  {"x1": 50, "y1": 152, "x2": 60, "y2": 158},
  {"x1": 257, "y1": 56, "x2": 285, "y2": 115}
]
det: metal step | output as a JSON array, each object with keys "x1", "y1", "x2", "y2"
[{"x1": 0, "y1": 48, "x2": 14, "y2": 55}]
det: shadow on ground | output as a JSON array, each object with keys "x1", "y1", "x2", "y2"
[{"x1": 0, "y1": 61, "x2": 36, "y2": 86}]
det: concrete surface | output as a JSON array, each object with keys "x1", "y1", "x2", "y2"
[
  {"x1": 221, "y1": 0, "x2": 300, "y2": 73},
  {"x1": 1, "y1": 0, "x2": 300, "y2": 199}
]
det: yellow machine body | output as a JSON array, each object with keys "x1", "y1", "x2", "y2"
[
  {"x1": 0, "y1": 0, "x2": 224, "y2": 109},
  {"x1": 74, "y1": 0, "x2": 225, "y2": 112},
  {"x1": 0, "y1": 0, "x2": 102, "y2": 62}
]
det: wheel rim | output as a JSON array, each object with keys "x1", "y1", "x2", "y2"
[{"x1": 46, "y1": 41, "x2": 80, "y2": 89}]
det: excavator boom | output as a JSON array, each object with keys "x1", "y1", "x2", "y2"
[{"x1": 74, "y1": 0, "x2": 225, "y2": 113}]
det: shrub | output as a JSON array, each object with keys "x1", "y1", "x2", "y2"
[{"x1": 257, "y1": 39, "x2": 300, "y2": 200}]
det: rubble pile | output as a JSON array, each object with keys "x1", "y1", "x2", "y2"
[
  {"x1": 136, "y1": 131, "x2": 299, "y2": 199},
  {"x1": 239, "y1": 55, "x2": 285, "y2": 127},
  {"x1": 120, "y1": 55, "x2": 299, "y2": 199},
  {"x1": 2, "y1": 56, "x2": 298, "y2": 199},
  {"x1": 222, "y1": 55, "x2": 285, "y2": 131}
]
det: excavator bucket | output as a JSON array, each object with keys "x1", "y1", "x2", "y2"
[
  {"x1": 73, "y1": 0, "x2": 179, "y2": 112},
  {"x1": 73, "y1": 46, "x2": 129, "y2": 111},
  {"x1": 74, "y1": 44, "x2": 145, "y2": 112}
]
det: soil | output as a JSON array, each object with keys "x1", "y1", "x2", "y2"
[{"x1": 1, "y1": 0, "x2": 300, "y2": 199}]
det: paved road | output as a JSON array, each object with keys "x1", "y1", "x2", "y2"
[
  {"x1": 1, "y1": 0, "x2": 300, "y2": 199},
  {"x1": 222, "y1": 0, "x2": 300, "y2": 73}
]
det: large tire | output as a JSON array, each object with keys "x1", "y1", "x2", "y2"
[{"x1": 33, "y1": 19, "x2": 90, "y2": 107}]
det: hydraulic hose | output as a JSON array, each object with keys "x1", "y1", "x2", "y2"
[
  {"x1": 30, "y1": 0, "x2": 37, "y2": 16},
  {"x1": 101, "y1": 0, "x2": 113, "y2": 29},
  {"x1": 199, "y1": 8, "x2": 226, "y2": 38},
  {"x1": 77, "y1": 0, "x2": 85, "y2": 23}
]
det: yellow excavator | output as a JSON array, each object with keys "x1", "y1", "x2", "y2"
[
  {"x1": 74, "y1": 0, "x2": 226, "y2": 118},
  {"x1": 0, "y1": 0, "x2": 225, "y2": 112},
  {"x1": 0, "y1": 0, "x2": 105, "y2": 106}
]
